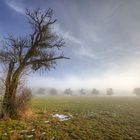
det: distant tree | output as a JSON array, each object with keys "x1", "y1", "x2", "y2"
[
  {"x1": 133, "y1": 88, "x2": 140, "y2": 96},
  {"x1": 79, "y1": 89, "x2": 86, "y2": 95},
  {"x1": 106, "y1": 88, "x2": 114, "y2": 95},
  {"x1": 91, "y1": 88, "x2": 99, "y2": 96},
  {"x1": 36, "y1": 88, "x2": 46, "y2": 95},
  {"x1": 0, "y1": 8, "x2": 68, "y2": 119},
  {"x1": 64, "y1": 88, "x2": 72, "y2": 96},
  {"x1": 49, "y1": 88, "x2": 58, "y2": 96}
]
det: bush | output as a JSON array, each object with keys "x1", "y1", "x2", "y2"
[
  {"x1": 16, "y1": 87, "x2": 32, "y2": 117},
  {"x1": 36, "y1": 88, "x2": 46, "y2": 95},
  {"x1": 49, "y1": 88, "x2": 58, "y2": 96},
  {"x1": 133, "y1": 88, "x2": 140, "y2": 96},
  {"x1": 91, "y1": 88, "x2": 99, "y2": 96},
  {"x1": 64, "y1": 88, "x2": 72, "y2": 96},
  {"x1": 80, "y1": 89, "x2": 86, "y2": 95},
  {"x1": 106, "y1": 88, "x2": 114, "y2": 95}
]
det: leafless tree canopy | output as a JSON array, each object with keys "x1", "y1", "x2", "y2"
[{"x1": 0, "y1": 8, "x2": 68, "y2": 73}]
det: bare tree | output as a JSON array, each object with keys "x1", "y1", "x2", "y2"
[
  {"x1": 106, "y1": 88, "x2": 114, "y2": 96},
  {"x1": 91, "y1": 88, "x2": 99, "y2": 96},
  {"x1": 79, "y1": 89, "x2": 86, "y2": 95},
  {"x1": 64, "y1": 88, "x2": 72, "y2": 96},
  {"x1": 49, "y1": 88, "x2": 58, "y2": 96},
  {"x1": 0, "y1": 9, "x2": 68, "y2": 118},
  {"x1": 133, "y1": 88, "x2": 140, "y2": 96},
  {"x1": 36, "y1": 88, "x2": 46, "y2": 95}
]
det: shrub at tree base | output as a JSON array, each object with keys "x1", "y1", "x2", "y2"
[{"x1": 16, "y1": 88, "x2": 32, "y2": 118}]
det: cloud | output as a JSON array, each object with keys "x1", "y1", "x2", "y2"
[
  {"x1": 53, "y1": 24, "x2": 82, "y2": 44},
  {"x1": 6, "y1": 0, "x2": 25, "y2": 14},
  {"x1": 53, "y1": 24, "x2": 101, "y2": 59}
]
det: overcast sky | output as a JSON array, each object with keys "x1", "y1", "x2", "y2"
[{"x1": 1, "y1": 0, "x2": 140, "y2": 92}]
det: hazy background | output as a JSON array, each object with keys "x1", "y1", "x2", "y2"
[{"x1": 1, "y1": 0, "x2": 140, "y2": 95}]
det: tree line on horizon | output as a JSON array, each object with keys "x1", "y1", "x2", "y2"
[
  {"x1": 33, "y1": 87, "x2": 113, "y2": 96},
  {"x1": 32, "y1": 87, "x2": 140, "y2": 96}
]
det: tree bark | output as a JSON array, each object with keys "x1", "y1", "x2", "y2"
[
  {"x1": 1, "y1": 64, "x2": 25, "y2": 119},
  {"x1": 1, "y1": 86, "x2": 17, "y2": 118}
]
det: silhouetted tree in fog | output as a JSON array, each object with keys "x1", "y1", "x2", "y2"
[
  {"x1": 36, "y1": 88, "x2": 46, "y2": 95},
  {"x1": 79, "y1": 89, "x2": 86, "y2": 95},
  {"x1": 106, "y1": 88, "x2": 114, "y2": 96},
  {"x1": 64, "y1": 88, "x2": 72, "y2": 96},
  {"x1": 49, "y1": 88, "x2": 58, "y2": 96},
  {"x1": 91, "y1": 88, "x2": 99, "y2": 96},
  {"x1": 133, "y1": 88, "x2": 140, "y2": 96}
]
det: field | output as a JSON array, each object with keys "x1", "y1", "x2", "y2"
[{"x1": 0, "y1": 96, "x2": 140, "y2": 140}]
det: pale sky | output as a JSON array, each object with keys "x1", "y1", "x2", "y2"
[{"x1": 1, "y1": 0, "x2": 140, "y2": 92}]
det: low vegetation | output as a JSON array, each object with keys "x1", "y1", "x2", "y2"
[{"x1": 0, "y1": 96, "x2": 140, "y2": 139}]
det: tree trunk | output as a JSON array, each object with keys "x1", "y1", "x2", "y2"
[
  {"x1": 1, "y1": 80, "x2": 19, "y2": 118},
  {"x1": 1, "y1": 64, "x2": 25, "y2": 119}
]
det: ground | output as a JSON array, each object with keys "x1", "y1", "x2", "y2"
[{"x1": 0, "y1": 96, "x2": 140, "y2": 140}]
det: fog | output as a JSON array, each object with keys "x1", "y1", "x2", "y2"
[{"x1": 28, "y1": 61, "x2": 140, "y2": 95}]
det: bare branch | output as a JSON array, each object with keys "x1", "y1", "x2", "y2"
[{"x1": 27, "y1": 56, "x2": 69, "y2": 65}]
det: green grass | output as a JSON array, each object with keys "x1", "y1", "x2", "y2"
[{"x1": 0, "y1": 96, "x2": 140, "y2": 139}]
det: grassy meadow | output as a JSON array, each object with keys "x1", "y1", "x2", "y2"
[{"x1": 0, "y1": 96, "x2": 140, "y2": 139}]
